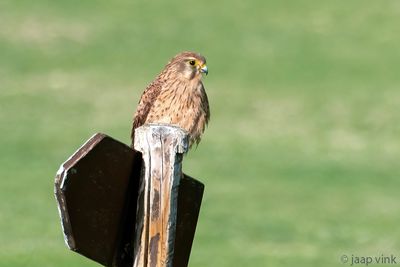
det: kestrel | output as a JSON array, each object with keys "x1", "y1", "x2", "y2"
[{"x1": 131, "y1": 51, "x2": 210, "y2": 148}]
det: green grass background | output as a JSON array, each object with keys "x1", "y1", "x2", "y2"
[{"x1": 1, "y1": 1, "x2": 400, "y2": 266}]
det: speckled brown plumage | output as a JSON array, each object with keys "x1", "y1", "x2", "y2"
[{"x1": 131, "y1": 51, "x2": 210, "y2": 148}]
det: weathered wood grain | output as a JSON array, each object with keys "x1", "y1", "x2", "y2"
[{"x1": 133, "y1": 124, "x2": 189, "y2": 267}]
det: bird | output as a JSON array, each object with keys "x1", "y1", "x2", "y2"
[{"x1": 131, "y1": 51, "x2": 210, "y2": 149}]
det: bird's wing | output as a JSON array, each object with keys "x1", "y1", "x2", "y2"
[{"x1": 131, "y1": 79, "x2": 163, "y2": 146}]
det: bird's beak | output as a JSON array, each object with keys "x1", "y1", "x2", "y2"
[{"x1": 200, "y1": 64, "x2": 208, "y2": 76}]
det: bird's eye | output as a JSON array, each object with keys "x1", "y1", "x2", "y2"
[{"x1": 189, "y1": 60, "x2": 196, "y2": 66}]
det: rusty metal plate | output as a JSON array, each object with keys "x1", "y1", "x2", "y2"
[
  {"x1": 174, "y1": 174, "x2": 204, "y2": 267},
  {"x1": 55, "y1": 133, "x2": 141, "y2": 267}
]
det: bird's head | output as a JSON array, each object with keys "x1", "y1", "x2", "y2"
[{"x1": 167, "y1": 51, "x2": 208, "y2": 80}]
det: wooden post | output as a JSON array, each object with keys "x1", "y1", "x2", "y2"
[
  {"x1": 133, "y1": 124, "x2": 189, "y2": 267},
  {"x1": 54, "y1": 132, "x2": 203, "y2": 267}
]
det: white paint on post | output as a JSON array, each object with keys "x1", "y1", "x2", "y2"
[{"x1": 133, "y1": 124, "x2": 188, "y2": 267}]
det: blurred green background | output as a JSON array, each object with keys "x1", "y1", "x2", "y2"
[{"x1": 1, "y1": 1, "x2": 400, "y2": 266}]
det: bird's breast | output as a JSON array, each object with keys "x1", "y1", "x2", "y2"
[{"x1": 145, "y1": 82, "x2": 204, "y2": 130}]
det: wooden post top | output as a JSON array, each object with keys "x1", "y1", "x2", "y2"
[{"x1": 133, "y1": 124, "x2": 189, "y2": 154}]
